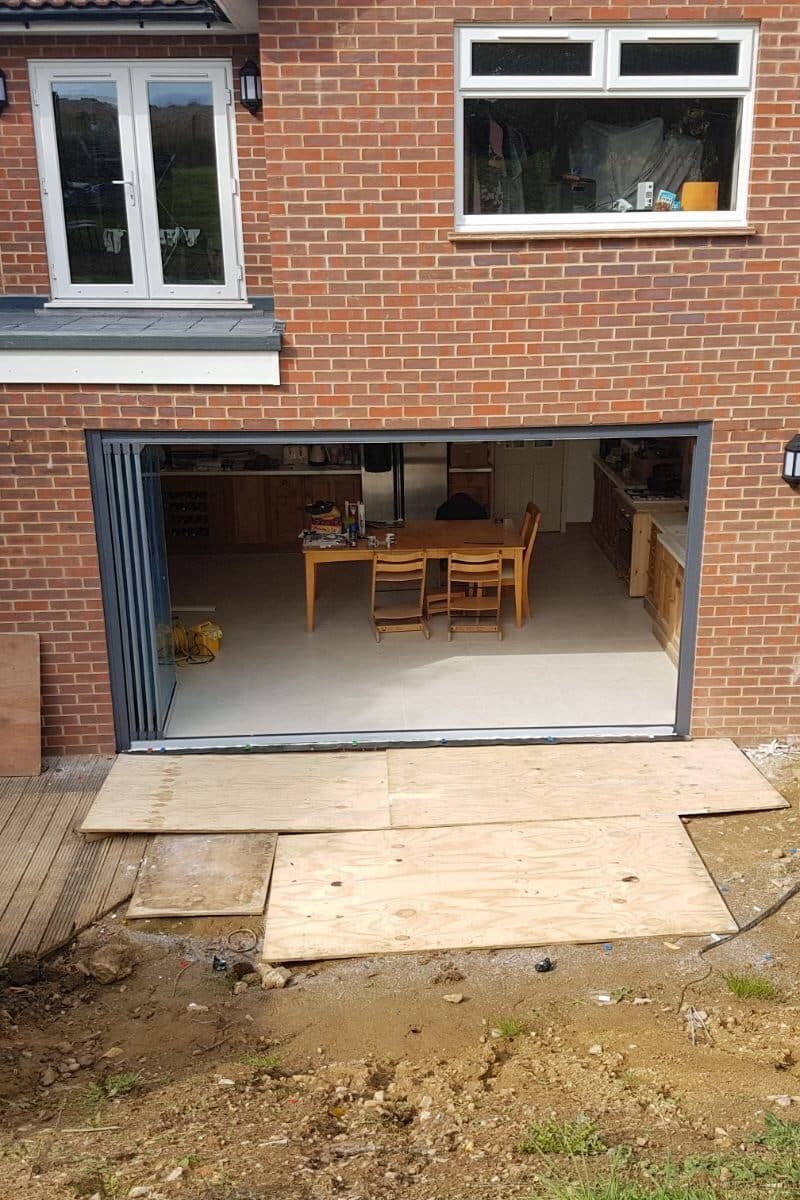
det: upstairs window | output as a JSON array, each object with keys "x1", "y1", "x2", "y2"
[
  {"x1": 456, "y1": 25, "x2": 757, "y2": 234},
  {"x1": 30, "y1": 61, "x2": 245, "y2": 304}
]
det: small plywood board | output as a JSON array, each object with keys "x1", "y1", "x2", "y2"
[
  {"x1": 81, "y1": 752, "x2": 390, "y2": 834},
  {"x1": 263, "y1": 815, "x2": 736, "y2": 962},
  {"x1": 127, "y1": 833, "x2": 276, "y2": 918},
  {"x1": 0, "y1": 633, "x2": 41, "y2": 776},
  {"x1": 387, "y1": 739, "x2": 786, "y2": 828}
]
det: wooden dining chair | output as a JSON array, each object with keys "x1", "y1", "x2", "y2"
[
  {"x1": 446, "y1": 552, "x2": 503, "y2": 641},
  {"x1": 425, "y1": 573, "x2": 467, "y2": 619},
  {"x1": 370, "y1": 552, "x2": 431, "y2": 642},
  {"x1": 424, "y1": 585, "x2": 449, "y2": 619},
  {"x1": 501, "y1": 502, "x2": 541, "y2": 619}
]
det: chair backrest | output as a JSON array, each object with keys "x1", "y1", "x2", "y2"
[
  {"x1": 523, "y1": 503, "x2": 542, "y2": 571},
  {"x1": 448, "y1": 551, "x2": 502, "y2": 592},
  {"x1": 371, "y1": 552, "x2": 427, "y2": 604}
]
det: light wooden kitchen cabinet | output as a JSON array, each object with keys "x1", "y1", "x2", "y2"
[
  {"x1": 267, "y1": 473, "x2": 364, "y2": 550},
  {"x1": 449, "y1": 442, "x2": 491, "y2": 469},
  {"x1": 302, "y1": 474, "x2": 362, "y2": 513},
  {"x1": 645, "y1": 528, "x2": 684, "y2": 664},
  {"x1": 448, "y1": 470, "x2": 492, "y2": 514},
  {"x1": 163, "y1": 472, "x2": 363, "y2": 553},
  {"x1": 232, "y1": 475, "x2": 269, "y2": 547},
  {"x1": 269, "y1": 476, "x2": 305, "y2": 549}
]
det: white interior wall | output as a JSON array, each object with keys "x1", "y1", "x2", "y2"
[{"x1": 563, "y1": 439, "x2": 600, "y2": 525}]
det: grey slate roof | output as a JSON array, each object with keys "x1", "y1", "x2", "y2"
[
  {"x1": 0, "y1": 0, "x2": 226, "y2": 21},
  {"x1": 0, "y1": 0, "x2": 207, "y2": 8},
  {"x1": 0, "y1": 307, "x2": 283, "y2": 352}
]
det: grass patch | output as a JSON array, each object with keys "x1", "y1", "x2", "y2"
[
  {"x1": 537, "y1": 1169, "x2": 718, "y2": 1199},
  {"x1": 534, "y1": 1156, "x2": 785, "y2": 1198},
  {"x1": 492, "y1": 1015, "x2": 530, "y2": 1039},
  {"x1": 755, "y1": 1112, "x2": 800, "y2": 1152},
  {"x1": 85, "y1": 1071, "x2": 140, "y2": 1114},
  {"x1": 72, "y1": 1159, "x2": 123, "y2": 1198},
  {"x1": 520, "y1": 1116, "x2": 606, "y2": 1157},
  {"x1": 540, "y1": 1181, "x2": 716, "y2": 1199},
  {"x1": 240, "y1": 1051, "x2": 281, "y2": 1072},
  {"x1": 724, "y1": 973, "x2": 778, "y2": 1000},
  {"x1": 531, "y1": 1115, "x2": 800, "y2": 1199},
  {"x1": 72, "y1": 1148, "x2": 196, "y2": 1195}
]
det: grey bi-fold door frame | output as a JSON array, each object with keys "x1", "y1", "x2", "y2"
[{"x1": 86, "y1": 421, "x2": 712, "y2": 752}]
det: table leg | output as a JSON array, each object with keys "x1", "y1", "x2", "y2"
[
  {"x1": 305, "y1": 556, "x2": 316, "y2": 634},
  {"x1": 514, "y1": 550, "x2": 524, "y2": 628}
]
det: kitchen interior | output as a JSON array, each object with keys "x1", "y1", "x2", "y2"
[{"x1": 157, "y1": 433, "x2": 692, "y2": 739}]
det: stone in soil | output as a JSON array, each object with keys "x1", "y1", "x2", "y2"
[
  {"x1": 84, "y1": 943, "x2": 134, "y2": 985},
  {"x1": 259, "y1": 963, "x2": 292, "y2": 990}
]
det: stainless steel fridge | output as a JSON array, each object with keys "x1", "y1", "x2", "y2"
[{"x1": 360, "y1": 442, "x2": 448, "y2": 524}]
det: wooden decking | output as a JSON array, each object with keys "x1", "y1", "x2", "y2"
[{"x1": 0, "y1": 757, "x2": 145, "y2": 966}]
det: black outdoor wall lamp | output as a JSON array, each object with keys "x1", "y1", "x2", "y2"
[
  {"x1": 783, "y1": 435, "x2": 800, "y2": 489},
  {"x1": 0, "y1": 70, "x2": 8, "y2": 114},
  {"x1": 239, "y1": 60, "x2": 262, "y2": 115}
]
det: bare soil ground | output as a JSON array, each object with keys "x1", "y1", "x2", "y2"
[{"x1": 1, "y1": 744, "x2": 799, "y2": 1200}]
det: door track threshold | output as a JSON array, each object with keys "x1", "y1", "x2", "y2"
[{"x1": 130, "y1": 724, "x2": 678, "y2": 753}]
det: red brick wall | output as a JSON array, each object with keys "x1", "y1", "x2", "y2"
[
  {"x1": 253, "y1": 1, "x2": 800, "y2": 740},
  {"x1": 2, "y1": 3, "x2": 800, "y2": 753},
  {"x1": 0, "y1": 33, "x2": 272, "y2": 296},
  {"x1": 1, "y1": 408, "x2": 112, "y2": 752}
]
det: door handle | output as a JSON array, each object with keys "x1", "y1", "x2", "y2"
[{"x1": 111, "y1": 177, "x2": 136, "y2": 207}]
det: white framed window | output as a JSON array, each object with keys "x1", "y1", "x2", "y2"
[
  {"x1": 456, "y1": 24, "x2": 758, "y2": 235},
  {"x1": 30, "y1": 60, "x2": 245, "y2": 304}
]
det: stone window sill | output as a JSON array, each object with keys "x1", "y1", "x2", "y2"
[{"x1": 449, "y1": 226, "x2": 759, "y2": 244}]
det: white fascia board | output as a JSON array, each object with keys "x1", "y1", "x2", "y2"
[
  {"x1": 0, "y1": 349, "x2": 280, "y2": 386},
  {"x1": 212, "y1": 0, "x2": 257, "y2": 33}
]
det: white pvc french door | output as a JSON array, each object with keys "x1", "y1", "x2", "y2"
[{"x1": 31, "y1": 61, "x2": 243, "y2": 303}]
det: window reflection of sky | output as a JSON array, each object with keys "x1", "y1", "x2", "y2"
[
  {"x1": 148, "y1": 83, "x2": 213, "y2": 109},
  {"x1": 50, "y1": 81, "x2": 213, "y2": 109},
  {"x1": 52, "y1": 82, "x2": 117, "y2": 104}
]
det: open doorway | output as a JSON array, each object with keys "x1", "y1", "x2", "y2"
[
  {"x1": 89, "y1": 426, "x2": 700, "y2": 747},
  {"x1": 88, "y1": 425, "x2": 707, "y2": 749}
]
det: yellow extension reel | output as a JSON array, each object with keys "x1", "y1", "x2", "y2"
[{"x1": 172, "y1": 617, "x2": 223, "y2": 664}]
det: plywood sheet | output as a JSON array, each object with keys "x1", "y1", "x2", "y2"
[
  {"x1": 81, "y1": 752, "x2": 390, "y2": 834},
  {"x1": 0, "y1": 634, "x2": 40, "y2": 776},
  {"x1": 127, "y1": 833, "x2": 276, "y2": 917},
  {"x1": 387, "y1": 739, "x2": 786, "y2": 828},
  {"x1": 263, "y1": 815, "x2": 736, "y2": 962}
]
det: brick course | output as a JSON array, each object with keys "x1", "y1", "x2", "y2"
[{"x1": 2, "y1": 3, "x2": 800, "y2": 751}]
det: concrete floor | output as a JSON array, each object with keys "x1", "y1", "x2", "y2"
[{"x1": 164, "y1": 526, "x2": 678, "y2": 739}]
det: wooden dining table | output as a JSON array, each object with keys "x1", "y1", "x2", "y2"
[{"x1": 302, "y1": 519, "x2": 526, "y2": 633}]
